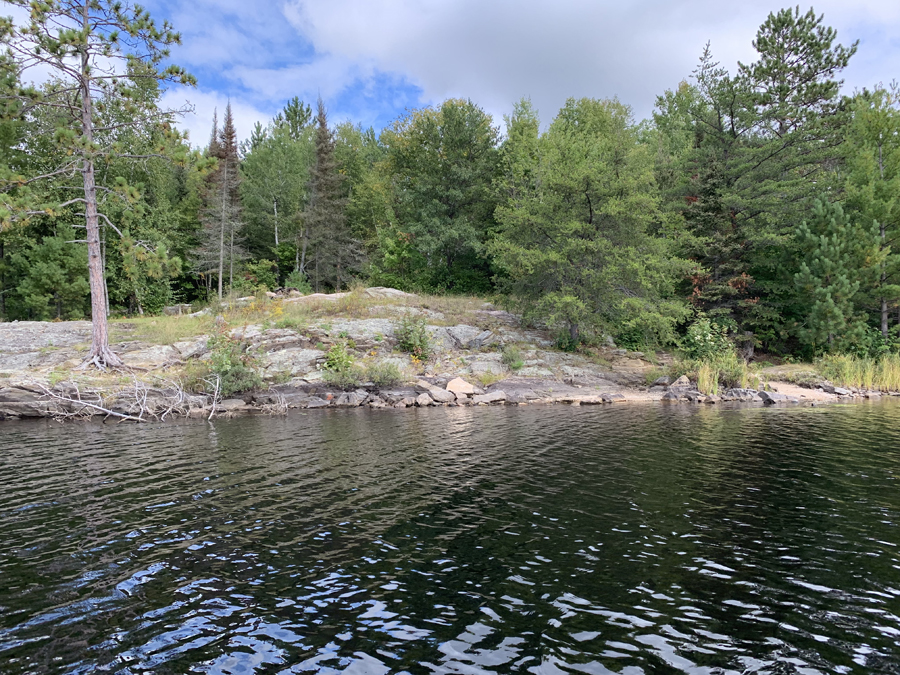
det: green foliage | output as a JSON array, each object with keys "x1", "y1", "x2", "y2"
[
  {"x1": 364, "y1": 361, "x2": 404, "y2": 388},
  {"x1": 682, "y1": 316, "x2": 732, "y2": 360},
  {"x1": 794, "y1": 200, "x2": 879, "y2": 353},
  {"x1": 493, "y1": 97, "x2": 688, "y2": 346},
  {"x1": 672, "y1": 350, "x2": 762, "y2": 393},
  {"x1": 394, "y1": 314, "x2": 432, "y2": 359},
  {"x1": 324, "y1": 342, "x2": 355, "y2": 373},
  {"x1": 206, "y1": 332, "x2": 262, "y2": 397},
  {"x1": 242, "y1": 259, "x2": 279, "y2": 291},
  {"x1": 818, "y1": 353, "x2": 900, "y2": 391},
  {"x1": 381, "y1": 99, "x2": 499, "y2": 292},
  {"x1": 501, "y1": 345, "x2": 524, "y2": 371}
]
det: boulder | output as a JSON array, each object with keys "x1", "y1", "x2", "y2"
[
  {"x1": 651, "y1": 376, "x2": 672, "y2": 387},
  {"x1": 428, "y1": 387, "x2": 456, "y2": 403},
  {"x1": 162, "y1": 303, "x2": 193, "y2": 316},
  {"x1": 601, "y1": 392, "x2": 627, "y2": 402},
  {"x1": 416, "y1": 392, "x2": 435, "y2": 407},
  {"x1": 833, "y1": 387, "x2": 851, "y2": 396},
  {"x1": 758, "y1": 390, "x2": 789, "y2": 405},
  {"x1": 446, "y1": 377, "x2": 478, "y2": 396},
  {"x1": 661, "y1": 391, "x2": 680, "y2": 401},
  {"x1": 670, "y1": 375, "x2": 691, "y2": 388},
  {"x1": 218, "y1": 398, "x2": 247, "y2": 411},
  {"x1": 704, "y1": 395, "x2": 721, "y2": 404},
  {"x1": 472, "y1": 390, "x2": 507, "y2": 405},
  {"x1": 334, "y1": 391, "x2": 365, "y2": 407},
  {"x1": 364, "y1": 287, "x2": 418, "y2": 299},
  {"x1": 301, "y1": 397, "x2": 330, "y2": 408}
]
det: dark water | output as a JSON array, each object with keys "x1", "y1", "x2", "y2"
[{"x1": 1, "y1": 403, "x2": 899, "y2": 675}]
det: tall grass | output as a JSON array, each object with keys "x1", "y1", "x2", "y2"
[
  {"x1": 673, "y1": 350, "x2": 763, "y2": 394},
  {"x1": 818, "y1": 353, "x2": 900, "y2": 391}
]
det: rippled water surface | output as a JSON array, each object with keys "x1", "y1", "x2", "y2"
[{"x1": 2, "y1": 403, "x2": 900, "y2": 674}]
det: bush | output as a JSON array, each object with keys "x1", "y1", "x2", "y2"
[
  {"x1": 501, "y1": 345, "x2": 524, "y2": 371},
  {"x1": 205, "y1": 332, "x2": 262, "y2": 397},
  {"x1": 324, "y1": 342, "x2": 354, "y2": 373},
  {"x1": 284, "y1": 269, "x2": 313, "y2": 295},
  {"x1": 682, "y1": 316, "x2": 732, "y2": 360},
  {"x1": 364, "y1": 361, "x2": 404, "y2": 387},
  {"x1": 395, "y1": 314, "x2": 432, "y2": 360}
]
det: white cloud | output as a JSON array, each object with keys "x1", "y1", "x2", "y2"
[{"x1": 282, "y1": 0, "x2": 900, "y2": 124}]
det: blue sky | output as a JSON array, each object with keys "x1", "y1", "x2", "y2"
[{"x1": 136, "y1": 0, "x2": 900, "y2": 146}]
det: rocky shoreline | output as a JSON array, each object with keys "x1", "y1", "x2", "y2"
[{"x1": 0, "y1": 289, "x2": 895, "y2": 421}]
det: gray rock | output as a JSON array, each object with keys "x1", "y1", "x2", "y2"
[
  {"x1": 472, "y1": 390, "x2": 507, "y2": 405},
  {"x1": 758, "y1": 390, "x2": 789, "y2": 405},
  {"x1": 174, "y1": 338, "x2": 209, "y2": 359},
  {"x1": 364, "y1": 287, "x2": 418, "y2": 299},
  {"x1": 661, "y1": 391, "x2": 680, "y2": 401},
  {"x1": 428, "y1": 387, "x2": 456, "y2": 403},
  {"x1": 722, "y1": 388, "x2": 759, "y2": 401},
  {"x1": 218, "y1": 398, "x2": 247, "y2": 411},
  {"x1": 334, "y1": 391, "x2": 365, "y2": 407},
  {"x1": 833, "y1": 387, "x2": 851, "y2": 396},
  {"x1": 602, "y1": 392, "x2": 627, "y2": 402},
  {"x1": 651, "y1": 376, "x2": 672, "y2": 387},
  {"x1": 163, "y1": 304, "x2": 193, "y2": 316},
  {"x1": 303, "y1": 397, "x2": 331, "y2": 408},
  {"x1": 670, "y1": 375, "x2": 691, "y2": 388},
  {"x1": 416, "y1": 392, "x2": 435, "y2": 407},
  {"x1": 262, "y1": 348, "x2": 323, "y2": 377},
  {"x1": 704, "y1": 395, "x2": 721, "y2": 404},
  {"x1": 446, "y1": 377, "x2": 477, "y2": 395}
]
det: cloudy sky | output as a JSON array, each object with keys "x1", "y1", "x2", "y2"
[{"x1": 135, "y1": 0, "x2": 900, "y2": 145}]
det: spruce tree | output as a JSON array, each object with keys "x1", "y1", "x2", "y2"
[
  {"x1": 300, "y1": 98, "x2": 359, "y2": 291},
  {"x1": 195, "y1": 104, "x2": 244, "y2": 299}
]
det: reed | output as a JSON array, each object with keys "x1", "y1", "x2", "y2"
[{"x1": 818, "y1": 353, "x2": 900, "y2": 391}]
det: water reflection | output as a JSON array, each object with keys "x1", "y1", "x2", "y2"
[{"x1": 1, "y1": 402, "x2": 899, "y2": 673}]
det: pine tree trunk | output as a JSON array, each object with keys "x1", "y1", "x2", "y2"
[
  {"x1": 78, "y1": 3, "x2": 122, "y2": 370},
  {"x1": 882, "y1": 220, "x2": 888, "y2": 338}
]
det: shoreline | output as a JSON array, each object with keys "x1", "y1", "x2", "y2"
[
  {"x1": 2, "y1": 289, "x2": 896, "y2": 422},
  {"x1": 1, "y1": 373, "x2": 893, "y2": 423}
]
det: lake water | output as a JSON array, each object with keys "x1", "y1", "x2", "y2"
[{"x1": 1, "y1": 402, "x2": 899, "y2": 674}]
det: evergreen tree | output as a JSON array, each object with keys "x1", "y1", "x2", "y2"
[
  {"x1": 300, "y1": 98, "x2": 359, "y2": 291},
  {"x1": 844, "y1": 85, "x2": 900, "y2": 338},
  {"x1": 492, "y1": 98, "x2": 688, "y2": 347},
  {"x1": 656, "y1": 9, "x2": 857, "y2": 348},
  {"x1": 195, "y1": 104, "x2": 244, "y2": 299},
  {"x1": 0, "y1": 0, "x2": 194, "y2": 368},
  {"x1": 794, "y1": 200, "x2": 879, "y2": 352}
]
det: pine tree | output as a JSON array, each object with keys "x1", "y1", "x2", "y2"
[
  {"x1": 0, "y1": 0, "x2": 194, "y2": 368},
  {"x1": 794, "y1": 201, "x2": 879, "y2": 352},
  {"x1": 844, "y1": 86, "x2": 900, "y2": 338},
  {"x1": 300, "y1": 98, "x2": 359, "y2": 291}
]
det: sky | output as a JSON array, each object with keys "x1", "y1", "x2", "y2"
[{"x1": 59, "y1": 1, "x2": 900, "y2": 145}]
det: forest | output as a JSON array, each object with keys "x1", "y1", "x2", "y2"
[{"x1": 1, "y1": 3, "x2": 899, "y2": 364}]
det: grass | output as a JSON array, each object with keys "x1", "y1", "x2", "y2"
[
  {"x1": 818, "y1": 353, "x2": 900, "y2": 391},
  {"x1": 671, "y1": 350, "x2": 763, "y2": 394},
  {"x1": 501, "y1": 345, "x2": 524, "y2": 371}
]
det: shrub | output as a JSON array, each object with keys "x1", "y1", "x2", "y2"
[
  {"x1": 682, "y1": 316, "x2": 732, "y2": 361},
  {"x1": 819, "y1": 353, "x2": 900, "y2": 391},
  {"x1": 364, "y1": 361, "x2": 404, "y2": 387},
  {"x1": 284, "y1": 269, "x2": 313, "y2": 294},
  {"x1": 324, "y1": 342, "x2": 354, "y2": 373},
  {"x1": 395, "y1": 314, "x2": 432, "y2": 359},
  {"x1": 501, "y1": 345, "x2": 524, "y2": 371},
  {"x1": 206, "y1": 332, "x2": 262, "y2": 397}
]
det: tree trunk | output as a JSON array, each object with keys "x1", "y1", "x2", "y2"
[
  {"x1": 273, "y1": 198, "x2": 279, "y2": 247},
  {"x1": 79, "y1": 1, "x2": 123, "y2": 370},
  {"x1": 881, "y1": 220, "x2": 888, "y2": 338},
  {"x1": 218, "y1": 162, "x2": 226, "y2": 300}
]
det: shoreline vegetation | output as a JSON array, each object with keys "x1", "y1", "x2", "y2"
[
  {"x1": 2, "y1": 6, "x2": 900, "y2": 385},
  {"x1": 1, "y1": 287, "x2": 898, "y2": 422}
]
